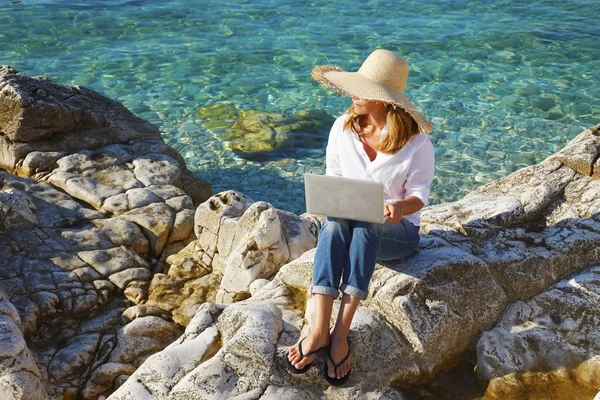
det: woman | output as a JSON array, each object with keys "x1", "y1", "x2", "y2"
[{"x1": 287, "y1": 49, "x2": 435, "y2": 385}]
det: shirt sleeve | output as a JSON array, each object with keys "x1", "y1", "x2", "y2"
[
  {"x1": 325, "y1": 117, "x2": 343, "y2": 177},
  {"x1": 403, "y1": 136, "x2": 435, "y2": 206}
]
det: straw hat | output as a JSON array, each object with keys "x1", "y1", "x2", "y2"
[{"x1": 311, "y1": 49, "x2": 433, "y2": 133}]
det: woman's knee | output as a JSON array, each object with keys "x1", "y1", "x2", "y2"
[
  {"x1": 321, "y1": 217, "x2": 351, "y2": 236},
  {"x1": 351, "y1": 221, "x2": 380, "y2": 248}
]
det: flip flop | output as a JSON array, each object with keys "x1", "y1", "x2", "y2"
[
  {"x1": 287, "y1": 337, "x2": 328, "y2": 374},
  {"x1": 324, "y1": 336, "x2": 351, "y2": 386}
]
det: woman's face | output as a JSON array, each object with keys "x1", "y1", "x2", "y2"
[{"x1": 352, "y1": 98, "x2": 387, "y2": 115}]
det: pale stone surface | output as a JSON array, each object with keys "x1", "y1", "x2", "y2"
[
  {"x1": 0, "y1": 66, "x2": 159, "y2": 144},
  {"x1": 82, "y1": 363, "x2": 137, "y2": 400},
  {"x1": 218, "y1": 202, "x2": 290, "y2": 300},
  {"x1": 109, "y1": 316, "x2": 182, "y2": 367},
  {"x1": 0, "y1": 68, "x2": 210, "y2": 400},
  {"x1": 476, "y1": 265, "x2": 600, "y2": 400},
  {"x1": 132, "y1": 154, "x2": 181, "y2": 187},
  {"x1": 548, "y1": 124, "x2": 600, "y2": 177},
  {"x1": 120, "y1": 203, "x2": 175, "y2": 256},
  {"x1": 0, "y1": 190, "x2": 37, "y2": 232},
  {"x1": 110, "y1": 302, "x2": 282, "y2": 399},
  {"x1": 145, "y1": 192, "x2": 319, "y2": 326},
  {"x1": 0, "y1": 290, "x2": 44, "y2": 400}
]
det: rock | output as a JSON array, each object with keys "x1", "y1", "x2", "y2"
[
  {"x1": 91, "y1": 218, "x2": 149, "y2": 258},
  {"x1": 476, "y1": 265, "x2": 600, "y2": 400},
  {"x1": 0, "y1": 68, "x2": 213, "y2": 400},
  {"x1": 421, "y1": 160, "x2": 578, "y2": 239},
  {"x1": 549, "y1": 124, "x2": 600, "y2": 177},
  {"x1": 0, "y1": 290, "x2": 45, "y2": 400},
  {"x1": 218, "y1": 202, "x2": 290, "y2": 301},
  {"x1": 194, "y1": 190, "x2": 255, "y2": 237},
  {"x1": 180, "y1": 169, "x2": 213, "y2": 206},
  {"x1": 82, "y1": 363, "x2": 137, "y2": 400},
  {"x1": 78, "y1": 246, "x2": 149, "y2": 277},
  {"x1": 109, "y1": 316, "x2": 182, "y2": 367},
  {"x1": 167, "y1": 209, "x2": 195, "y2": 244},
  {"x1": 0, "y1": 190, "x2": 37, "y2": 232},
  {"x1": 147, "y1": 190, "x2": 318, "y2": 324},
  {"x1": 48, "y1": 333, "x2": 101, "y2": 381},
  {"x1": 0, "y1": 66, "x2": 159, "y2": 143},
  {"x1": 120, "y1": 203, "x2": 175, "y2": 256},
  {"x1": 249, "y1": 279, "x2": 270, "y2": 296},
  {"x1": 110, "y1": 302, "x2": 282, "y2": 399},
  {"x1": 132, "y1": 154, "x2": 181, "y2": 187},
  {"x1": 197, "y1": 103, "x2": 334, "y2": 154}
]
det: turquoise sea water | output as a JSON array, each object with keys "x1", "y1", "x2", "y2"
[{"x1": 2, "y1": 0, "x2": 599, "y2": 214}]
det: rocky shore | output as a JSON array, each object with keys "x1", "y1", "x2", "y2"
[{"x1": 0, "y1": 67, "x2": 599, "y2": 400}]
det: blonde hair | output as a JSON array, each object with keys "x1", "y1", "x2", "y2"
[{"x1": 343, "y1": 104, "x2": 421, "y2": 154}]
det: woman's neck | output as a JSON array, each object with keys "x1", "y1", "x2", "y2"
[{"x1": 366, "y1": 108, "x2": 387, "y2": 130}]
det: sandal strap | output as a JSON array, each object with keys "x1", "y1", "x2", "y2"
[
  {"x1": 298, "y1": 338, "x2": 323, "y2": 360},
  {"x1": 298, "y1": 338, "x2": 305, "y2": 359},
  {"x1": 328, "y1": 338, "x2": 351, "y2": 369}
]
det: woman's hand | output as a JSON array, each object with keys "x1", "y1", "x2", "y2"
[{"x1": 384, "y1": 202, "x2": 404, "y2": 224}]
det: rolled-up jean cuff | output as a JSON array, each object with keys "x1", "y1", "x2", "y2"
[
  {"x1": 340, "y1": 283, "x2": 367, "y2": 300},
  {"x1": 310, "y1": 285, "x2": 339, "y2": 298}
]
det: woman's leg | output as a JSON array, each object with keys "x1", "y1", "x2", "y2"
[
  {"x1": 327, "y1": 219, "x2": 420, "y2": 379},
  {"x1": 376, "y1": 219, "x2": 420, "y2": 261},
  {"x1": 325, "y1": 220, "x2": 379, "y2": 380},
  {"x1": 311, "y1": 217, "x2": 352, "y2": 298},
  {"x1": 340, "y1": 220, "x2": 380, "y2": 300},
  {"x1": 327, "y1": 293, "x2": 360, "y2": 379},
  {"x1": 289, "y1": 217, "x2": 351, "y2": 369},
  {"x1": 288, "y1": 294, "x2": 334, "y2": 369}
]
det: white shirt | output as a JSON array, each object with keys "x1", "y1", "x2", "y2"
[{"x1": 325, "y1": 114, "x2": 435, "y2": 227}]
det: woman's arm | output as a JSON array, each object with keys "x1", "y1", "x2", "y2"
[
  {"x1": 384, "y1": 196, "x2": 424, "y2": 223},
  {"x1": 325, "y1": 118, "x2": 343, "y2": 177},
  {"x1": 386, "y1": 136, "x2": 435, "y2": 223}
]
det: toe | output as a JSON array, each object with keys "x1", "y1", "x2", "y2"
[{"x1": 327, "y1": 360, "x2": 335, "y2": 378}]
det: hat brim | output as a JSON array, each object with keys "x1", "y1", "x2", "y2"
[{"x1": 311, "y1": 65, "x2": 433, "y2": 133}]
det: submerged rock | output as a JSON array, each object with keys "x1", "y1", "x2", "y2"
[{"x1": 197, "y1": 103, "x2": 334, "y2": 155}]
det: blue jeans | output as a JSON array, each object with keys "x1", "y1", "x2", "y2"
[{"x1": 311, "y1": 217, "x2": 420, "y2": 300}]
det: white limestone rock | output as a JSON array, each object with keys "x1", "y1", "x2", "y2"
[
  {"x1": 0, "y1": 190, "x2": 37, "y2": 232},
  {"x1": 476, "y1": 265, "x2": 600, "y2": 399},
  {"x1": 109, "y1": 316, "x2": 182, "y2": 368},
  {"x1": 167, "y1": 209, "x2": 195, "y2": 244},
  {"x1": 218, "y1": 202, "x2": 290, "y2": 302},
  {"x1": 194, "y1": 190, "x2": 255, "y2": 237},
  {"x1": 548, "y1": 124, "x2": 600, "y2": 177},
  {"x1": 0, "y1": 291, "x2": 45, "y2": 400},
  {"x1": 109, "y1": 302, "x2": 282, "y2": 399},
  {"x1": 91, "y1": 217, "x2": 149, "y2": 258},
  {"x1": 132, "y1": 154, "x2": 181, "y2": 187},
  {"x1": 120, "y1": 203, "x2": 175, "y2": 256},
  {"x1": 78, "y1": 246, "x2": 149, "y2": 277}
]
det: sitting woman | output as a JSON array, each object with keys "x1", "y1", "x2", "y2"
[{"x1": 287, "y1": 49, "x2": 435, "y2": 385}]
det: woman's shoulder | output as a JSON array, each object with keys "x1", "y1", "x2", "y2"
[
  {"x1": 407, "y1": 132, "x2": 433, "y2": 149},
  {"x1": 333, "y1": 113, "x2": 351, "y2": 126},
  {"x1": 329, "y1": 113, "x2": 352, "y2": 135}
]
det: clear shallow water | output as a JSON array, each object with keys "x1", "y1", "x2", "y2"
[{"x1": 2, "y1": 0, "x2": 599, "y2": 214}]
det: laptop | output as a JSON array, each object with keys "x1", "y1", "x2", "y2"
[{"x1": 304, "y1": 173, "x2": 387, "y2": 224}]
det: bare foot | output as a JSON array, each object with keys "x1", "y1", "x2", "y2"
[
  {"x1": 326, "y1": 330, "x2": 351, "y2": 380},
  {"x1": 287, "y1": 330, "x2": 330, "y2": 370}
]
